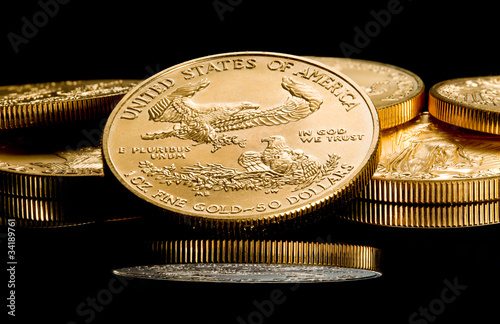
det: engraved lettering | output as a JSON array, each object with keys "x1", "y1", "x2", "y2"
[
  {"x1": 181, "y1": 59, "x2": 257, "y2": 80},
  {"x1": 130, "y1": 176, "x2": 153, "y2": 193},
  {"x1": 293, "y1": 68, "x2": 361, "y2": 111},
  {"x1": 267, "y1": 60, "x2": 294, "y2": 72}
]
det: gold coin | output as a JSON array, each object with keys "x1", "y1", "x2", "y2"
[
  {"x1": 346, "y1": 199, "x2": 500, "y2": 228},
  {"x1": 0, "y1": 133, "x2": 104, "y2": 198},
  {"x1": 112, "y1": 240, "x2": 382, "y2": 282},
  {"x1": 103, "y1": 52, "x2": 380, "y2": 233},
  {"x1": 305, "y1": 56, "x2": 425, "y2": 129},
  {"x1": 429, "y1": 76, "x2": 500, "y2": 134},
  {"x1": 361, "y1": 112, "x2": 500, "y2": 204},
  {"x1": 0, "y1": 79, "x2": 139, "y2": 129}
]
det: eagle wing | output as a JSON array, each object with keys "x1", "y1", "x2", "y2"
[
  {"x1": 146, "y1": 79, "x2": 210, "y2": 122},
  {"x1": 211, "y1": 77, "x2": 323, "y2": 133}
]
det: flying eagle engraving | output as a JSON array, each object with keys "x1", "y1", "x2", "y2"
[{"x1": 141, "y1": 77, "x2": 323, "y2": 152}]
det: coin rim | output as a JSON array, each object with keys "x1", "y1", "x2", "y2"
[{"x1": 102, "y1": 51, "x2": 381, "y2": 227}]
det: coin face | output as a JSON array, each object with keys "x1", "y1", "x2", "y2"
[
  {"x1": 429, "y1": 76, "x2": 500, "y2": 134},
  {"x1": 305, "y1": 57, "x2": 424, "y2": 129},
  {"x1": 103, "y1": 52, "x2": 379, "y2": 229},
  {"x1": 0, "y1": 80, "x2": 137, "y2": 106},
  {"x1": 0, "y1": 79, "x2": 139, "y2": 129},
  {"x1": 362, "y1": 112, "x2": 500, "y2": 203},
  {"x1": 0, "y1": 140, "x2": 103, "y2": 177},
  {"x1": 113, "y1": 264, "x2": 381, "y2": 283}
]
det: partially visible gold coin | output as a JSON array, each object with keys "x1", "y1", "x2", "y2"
[
  {"x1": 346, "y1": 199, "x2": 500, "y2": 228},
  {"x1": 361, "y1": 112, "x2": 500, "y2": 204},
  {"x1": 113, "y1": 240, "x2": 382, "y2": 283},
  {"x1": 0, "y1": 136, "x2": 103, "y2": 199},
  {"x1": 305, "y1": 56, "x2": 425, "y2": 129},
  {"x1": 429, "y1": 76, "x2": 500, "y2": 134},
  {"x1": 0, "y1": 79, "x2": 139, "y2": 129},
  {"x1": 103, "y1": 52, "x2": 380, "y2": 234}
]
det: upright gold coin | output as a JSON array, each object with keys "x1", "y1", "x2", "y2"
[
  {"x1": 361, "y1": 112, "x2": 500, "y2": 204},
  {"x1": 429, "y1": 76, "x2": 500, "y2": 134},
  {"x1": 113, "y1": 240, "x2": 382, "y2": 283},
  {"x1": 103, "y1": 52, "x2": 380, "y2": 233},
  {"x1": 305, "y1": 56, "x2": 425, "y2": 129},
  {"x1": 0, "y1": 79, "x2": 139, "y2": 129}
]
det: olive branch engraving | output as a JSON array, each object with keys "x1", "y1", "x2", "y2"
[{"x1": 138, "y1": 153, "x2": 343, "y2": 194}]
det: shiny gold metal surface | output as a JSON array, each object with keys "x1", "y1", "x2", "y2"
[
  {"x1": 113, "y1": 240, "x2": 382, "y2": 282},
  {"x1": 305, "y1": 56, "x2": 425, "y2": 129},
  {"x1": 346, "y1": 199, "x2": 500, "y2": 228},
  {"x1": 0, "y1": 79, "x2": 139, "y2": 129},
  {"x1": 103, "y1": 52, "x2": 380, "y2": 233},
  {"x1": 0, "y1": 195, "x2": 96, "y2": 227},
  {"x1": 0, "y1": 140, "x2": 103, "y2": 198},
  {"x1": 361, "y1": 112, "x2": 500, "y2": 204},
  {"x1": 429, "y1": 76, "x2": 500, "y2": 135}
]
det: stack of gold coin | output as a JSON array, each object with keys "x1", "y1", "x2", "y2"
[
  {"x1": 0, "y1": 79, "x2": 140, "y2": 227},
  {"x1": 344, "y1": 74, "x2": 500, "y2": 228}
]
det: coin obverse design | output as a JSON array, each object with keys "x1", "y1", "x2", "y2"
[
  {"x1": 113, "y1": 240, "x2": 382, "y2": 283},
  {"x1": 0, "y1": 79, "x2": 139, "y2": 129},
  {"x1": 361, "y1": 112, "x2": 500, "y2": 204},
  {"x1": 429, "y1": 76, "x2": 500, "y2": 135},
  {"x1": 305, "y1": 56, "x2": 425, "y2": 130},
  {"x1": 103, "y1": 52, "x2": 380, "y2": 231}
]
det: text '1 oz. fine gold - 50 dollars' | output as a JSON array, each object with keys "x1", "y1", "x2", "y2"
[{"x1": 102, "y1": 52, "x2": 380, "y2": 232}]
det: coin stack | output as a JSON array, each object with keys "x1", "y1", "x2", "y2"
[
  {"x1": 345, "y1": 74, "x2": 500, "y2": 228},
  {"x1": 0, "y1": 79, "x2": 140, "y2": 227},
  {"x1": 3, "y1": 52, "x2": 498, "y2": 282}
]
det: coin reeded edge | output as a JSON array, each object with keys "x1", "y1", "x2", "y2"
[
  {"x1": 0, "y1": 95, "x2": 123, "y2": 130},
  {"x1": 147, "y1": 240, "x2": 381, "y2": 273},
  {"x1": 362, "y1": 176, "x2": 500, "y2": 204},
  {"x1": 346, "y1": 199, "x2": 500, "y2": 228},
  {"x1": 377, "y1": 84, "x2": 425, "y2": 130}
]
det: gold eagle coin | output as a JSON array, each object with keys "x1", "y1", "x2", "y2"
[{"x1": 103, "y1": 52, "x2": 380, "y2": 233}]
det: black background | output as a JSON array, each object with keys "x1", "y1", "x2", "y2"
[{"x1": 1, "y1": 0, "x2": 499, "y2": 323}]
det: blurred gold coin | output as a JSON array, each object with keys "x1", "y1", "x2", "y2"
[
  {"x1": 429, "y1": 75, "x2": 500, "y2": 134},
  {"x1": 0, "y1": 79, "x2": 139, "y2": 129},
  {"x1": 305, "y1": 56, "x2": 425, "y2": 129}
]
